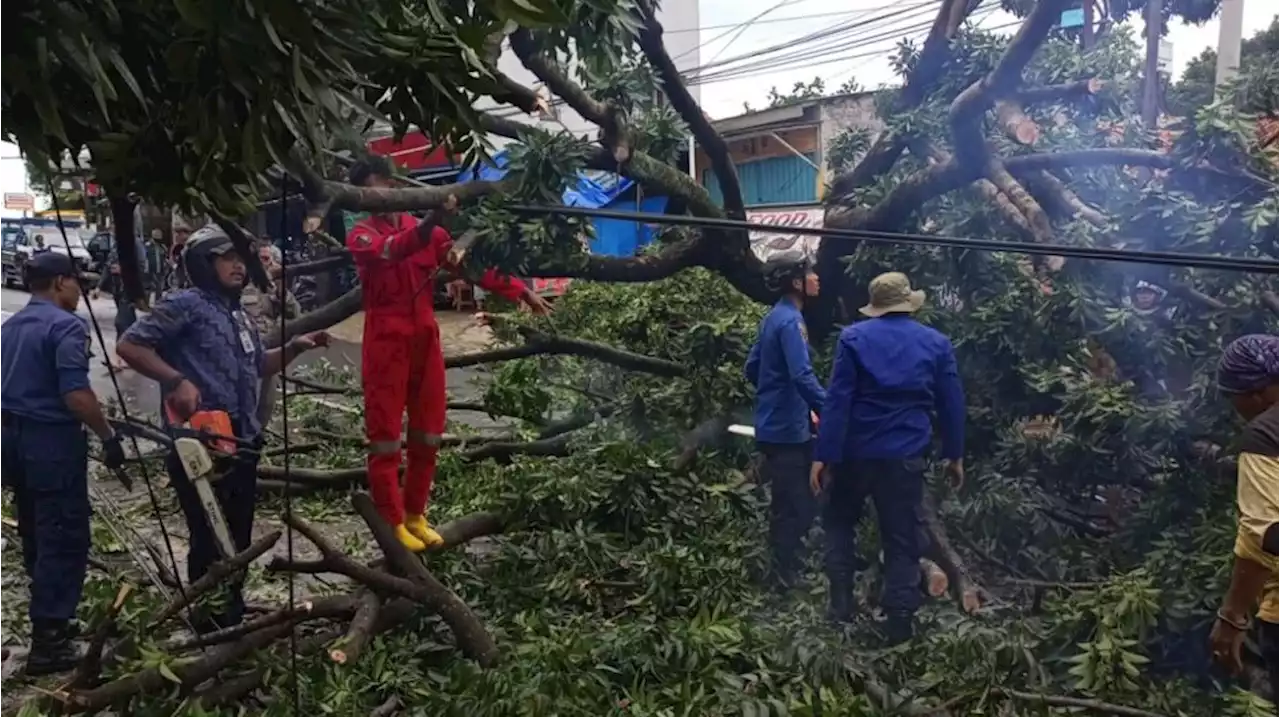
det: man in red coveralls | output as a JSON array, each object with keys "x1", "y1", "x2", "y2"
[{"x1": 346, "y1": 156, "x2": 552, "y2": 552}]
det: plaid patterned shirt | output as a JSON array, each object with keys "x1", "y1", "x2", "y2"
[{"x1": 122, "y1": 288, "x2": 265, "y2": 439}]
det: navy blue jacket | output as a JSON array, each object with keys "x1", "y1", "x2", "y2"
[
  {"x1": 1, "y1": 297, "x2": 92, "y2": 423},
  {"x1": 813, "y1": 314, "x2": 965, "y2": 463},
  {"x1": 745, "y1": 299, "x2": 826, "y2": 444}
]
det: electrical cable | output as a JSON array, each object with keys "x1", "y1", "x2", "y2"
[
  {"x1": 663, "y1": 9, "x2": 872, "y2": 34},
  {"x1": 687, "y1": 16, "x2": 1021, "y2": 87},
  {"x1": 690, "y1": 0, "x2": 805, "y2": 66},
  {"x1": 685, "y1": 0, "x2": 948, "y2": 78},
  {"x1": 479, "y1": 0, "x2": 967, "y2": 120},
  {"x1": 44, "y1": 183, "x2": 206, "y2": 642},
  {"x1": 687, "y1": 8, "x2": 1007, "y2": 85},
  {"x1": 509, "y1": 205, "x2": 1280, "y2": 275},
  {"x1": 276, "y1": 175, "x2": 302, "y2": 714}
]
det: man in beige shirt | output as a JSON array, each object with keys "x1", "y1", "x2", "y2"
[{"x1": 1209, "y1": 334, "x2": 1279, "y2": 702}]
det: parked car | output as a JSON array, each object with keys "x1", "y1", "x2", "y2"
[{"x1": 2, "y1": 221, "x2": 93, "y2": 289}]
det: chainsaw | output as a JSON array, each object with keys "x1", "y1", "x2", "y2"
[{"x1": 163, "y1": 404, "x2": 241, "y2": 561}]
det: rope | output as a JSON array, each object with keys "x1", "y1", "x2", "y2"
[
  {"x1": 277, "y1": 177, "x2": 302, "y2": 714},
  {"x1": 44, "y1": 184, "x2": 205, "y2": 642},
  {"x1": 510, "y1": 205, "x2": 1280, "y2": 275}
]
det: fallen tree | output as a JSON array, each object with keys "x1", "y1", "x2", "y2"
[
  {"x1": 41, "y1": 495, "x2": 506, "y2": 715},
  {"x1": 5, "y1": 0, "x2": 1279, "y2": 713}
]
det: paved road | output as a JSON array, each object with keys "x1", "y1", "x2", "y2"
[
  {"x1": 1, "y1": 287, "x2": 492, "y2": 423},
  {"x1": 2, "y1": 287, "x2": 163, "y2": 417}
]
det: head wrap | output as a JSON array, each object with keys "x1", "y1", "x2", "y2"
[{"x1": 1217, "y1": 334, "x2": 1280, "y2": 394}]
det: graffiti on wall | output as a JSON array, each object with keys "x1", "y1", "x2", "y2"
[{"x1": 747, "y1": 207, "x2": 824, "y2": 261}]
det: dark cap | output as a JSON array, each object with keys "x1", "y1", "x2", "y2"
[
  {"x1": 348, "y1": 155, "x2": 394, "y2": 186},
  {"x1": 24, "y1": 250, "x2": 78, "y2": 279}
]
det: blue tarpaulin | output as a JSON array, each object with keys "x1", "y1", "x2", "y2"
[{"x1": 457, "y1": 150, "x2": 668, "y2": 257}]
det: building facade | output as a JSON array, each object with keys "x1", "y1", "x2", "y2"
[{"x1": 693, "y1": 92, "x2": 884, "y2": 260}]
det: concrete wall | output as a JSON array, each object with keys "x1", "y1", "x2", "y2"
[
  {"x1": 477, "y1": 4, "x2": 701, "y2": 145},
  {"x1": 690, "y1": 91, "x2": 886, "y2": 205},
  {"x1": 817, "y1": 92, "x2": 885, "y2": 193}
]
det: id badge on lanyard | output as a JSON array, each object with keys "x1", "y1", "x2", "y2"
[{"x1": 233, "y1": 310, "x2": 256, "y2": 356}]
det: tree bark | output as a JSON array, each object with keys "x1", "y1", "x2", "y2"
[
  {"x1": 350, "y1": 493, "x2": 500, "y2": 666},
  {"x1": 149, "y1": 531, "x2": 282, "y2": 628},
  {"x1": 329, "y1": 591, "x2": 381, "y2": 665}
]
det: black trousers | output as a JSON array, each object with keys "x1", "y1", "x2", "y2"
[
  {"x1": 166, "y1": 448, "x2": 260, "y2": 629},
  {"x1": 824, "y1": 457, "x2": 926, "y2": 615},
  {"x1": 2, "y1": 416, "x2": 91, "y2": 624},
  {"x1": 758, "y1": 441, "x2": 816, "y2": 584}
]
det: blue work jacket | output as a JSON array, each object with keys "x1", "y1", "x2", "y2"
[{"x1": 745, "y1": 299, "x2": 826, "y2": 444}]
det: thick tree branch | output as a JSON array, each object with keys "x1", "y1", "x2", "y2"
[
  {"x1": 148, "y1": 531, "x2": 282, "y2": 628},
  {"x1": 329, "y1": 591, "x2": 380, "y2": 665},
  {"x1": 107, "y1": 192, "x2": 148, "y2": 304},
  {"x1": 948, "y1": 0, "x2": 1071, "y2": 166},
  {"x1": 827, "y1": 0, "x2": 978, "y2": 199},
  {"x1": 995, "y1": 689, "x2": 1168, "y2": 717},
  {"x1": 265, "y1": 287, "x2": 362, "y2": 349},
  {"x1": 1019, "y1": 169, "x2": 1108, "y2": 226},
  {"x1": 995, "y1": 100, "x2": 1041, "y2": 146},
  {"x1": 1014, "y1": 78, "x2": 1106, "y2": 105},
  {"x1": 918, "y1": 141, "x2": 1036, "y2": 238},
  {"x1": 320, "y1": 178, "x2": 512, "y2": 213},
  {"x1": 444, "y1": 328, "x2": 686, "y2": 377},
  {"x1": 637, "y1": 6, "x2": 744, "y2": 221},
  {"x1": 509, "y1": 29, "x2": 629, "y2": 163},
  {"x1": 920, "y1": 492, "x2": 982, "y2": 614},
  {"x1": 986, "y1": 157, "x2": 1055, "y2": 243},
  {"x1": 350, "y1": 493, "x2": 499, "y2": 666}
]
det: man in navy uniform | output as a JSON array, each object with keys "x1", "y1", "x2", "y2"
[
  {"x1": 810, "y1": 272, "x2": 965, "y2": 643},
  {"x1": 745, "y1": 252, "x2": 826, "y2": 593},
  {"x1": 1, "y1": 251, "x2": 125, "y2": 675}
]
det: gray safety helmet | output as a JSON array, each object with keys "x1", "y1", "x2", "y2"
[{"x1": 762, "y1": 251, "x2": 811, "y2": 295}]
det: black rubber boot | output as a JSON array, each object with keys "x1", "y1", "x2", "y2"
[
  {"x1": 27, "y1": 621, "x2": 81, "y2": 677},
  {"x1": 883, "y1": 611, "x2": 914, "y2": 646},
  {"x1": 825, "y1": 576, "x2": 855, "y2": 624}
]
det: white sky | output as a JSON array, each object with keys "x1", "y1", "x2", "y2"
[
  {"x1": 2, "y1": 0, "x2": 1273, "y2": 217},
  {"x1": 690, "y1": 0, "x2": 1277, "y2": 117}
]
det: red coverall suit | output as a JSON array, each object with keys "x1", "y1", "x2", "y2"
[{"x1": 347, "y1": 213, "x2": 527, "y2": 535}]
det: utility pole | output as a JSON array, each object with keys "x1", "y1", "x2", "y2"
[
  {"x1": 1214, "y1": 0, "x2": 1245, "y2": 93},
  {"x1": 1141, "y1": 0, "x2": 1161, "y2": 126}
]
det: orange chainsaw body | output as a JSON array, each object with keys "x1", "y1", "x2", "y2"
[{"x1": 165, "y1": 403, "x2": 237, "y2": 455}]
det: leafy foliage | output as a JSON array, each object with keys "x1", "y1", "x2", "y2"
[{"x1": 1168, "y1": 17, "x2": 1279, "y2": 117}]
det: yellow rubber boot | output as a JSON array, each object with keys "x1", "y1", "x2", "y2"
[
  {"x1": 405, "y1": 514, "x2": 444, "y2": 549},
  {"x1": 394, "y1": 524, "x2": 426, "y2": 553}
]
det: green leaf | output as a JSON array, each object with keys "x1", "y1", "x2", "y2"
[
  {"x1": 158, "y1": 662, "x2": 182, "y2": 684},
  {"x1": 104, "y1": 48, "x2": 146, "y2": 105},
  {"x1": 262, "y1": 13, "x2": 288, "y2": 55}
]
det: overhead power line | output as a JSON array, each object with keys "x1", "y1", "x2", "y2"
[
  {"x1": 511, "y1": 205, "x2": 1280, "y2": 275},
  {"x1": 662, "y1": 9, "x2": 874, "y2": 35},
  {"x1": 685, "y1": 0, "x2": 948, "y2": 78},
  {"x1": 687, "y1": 10, "x2": 1010, "y2": 86}
]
